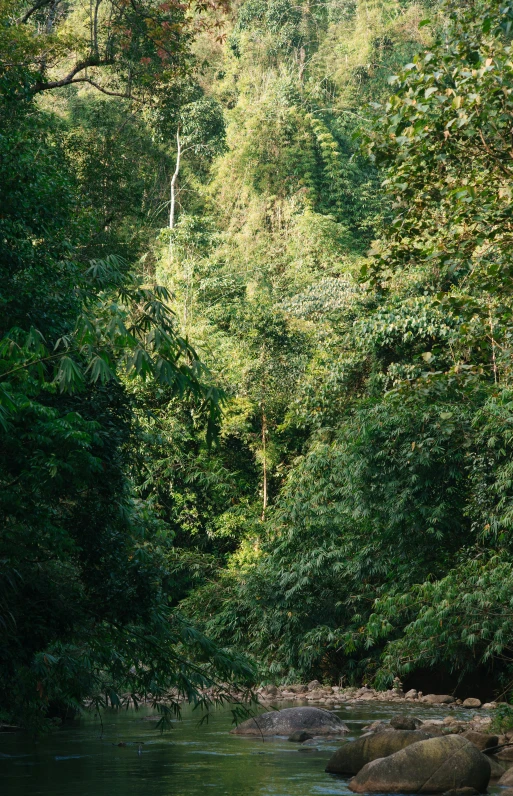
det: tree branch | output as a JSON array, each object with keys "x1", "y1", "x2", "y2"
[
  {"x1": 29, "y1": 56, "x2": 112, "y2": 94},
  {"x1": 19, "y1": 0, "x2": 56, "y2": 24}
]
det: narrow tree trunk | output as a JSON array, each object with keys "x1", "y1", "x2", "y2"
[
  {"x1": 489, "y1": 305, "x2": 498, "y2": 384},
  {"x1": 261, "y1": 410, "x2": 267, "y2": 521},
  {"x1": 169, "y1": 129, "x2": 181, "y2": 238}
]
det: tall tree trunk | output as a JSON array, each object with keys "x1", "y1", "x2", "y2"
[
  {"x1": 261, "y1": 409, "x2": 267, "y2": 521},
  {"x1": 169, "y1": 129, "x2": 181, "y2": 254}
]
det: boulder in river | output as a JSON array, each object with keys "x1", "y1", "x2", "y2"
[
  {"x1": 390, "y1": 715, "x2": 422, "y2": 731},
  {"x1": 231, "y1": 707, "x2": 349, "y2": 737},
  {"x1": 348, "y1": 735, "x2": 491, "y2": 793},
  {"x1": 498, "y1": 767, "x2": 513, "y2": 786},
  {"x1": 423, "y1": 694, "x2": 456, "y2": 705},
  {"x1": 326, "y1": 730, "x2": 434, "y2": 775},
  {"x1": 463, "y1": 699, "x2": 482, "y2": 709}
]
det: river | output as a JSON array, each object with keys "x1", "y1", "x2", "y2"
[{"x1": 0, "y1": 700, "x2": 498, "y2": 796}]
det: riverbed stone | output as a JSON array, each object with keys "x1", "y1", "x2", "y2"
[
  {"x1": 307, "y1": 680, "x2": 321, "y2": 690},
  {"x1": 462, "y1": 731, "x2": 498, "y2": 751},
  {"x1": 463, "y1": 699, "x2": 482, "y2": 709},
  {"x1": 348, "y1": 735, "x2": 491, "y2": 794},
  {"x1": 325, "y1": 730, "x2": 434, "y2": 775},
  {"x1": 498, "y1": 767, "x2": 513, "y2": 786},
  {"x1": 423, "y1": 694, "x2": 456, "y2": 705},
  {"x1": 390, "y1": 715, "x2": 422, "y2": 731},
  {"x1": 288, "y1": 730, "x2": 313, "y2": 742},
  {"x1": 231, "y1": 706, "x2": 349, "y2": 737},
  {"x1": 496, "y1": 745, "x2": 513, "y2": 762}
]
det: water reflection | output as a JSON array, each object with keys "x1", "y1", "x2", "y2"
[{"x1": 0, "y1": 700, "x2": 489, "y2": 796}]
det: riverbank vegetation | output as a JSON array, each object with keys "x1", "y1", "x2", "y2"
[{"x1": 2, "y1": 0, "x2": 513, "y2": 731}]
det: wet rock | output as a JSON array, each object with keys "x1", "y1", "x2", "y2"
[
  {"x1": 441, "y1": 788, "x2": 479, "y2": 796},
  {"x1": 263, "y1": 685, "x2": 278, "y2": 696},
  {"x1": 422, "y1": 722, "x2": 446, "y2": 737},
  {"x1": 463, "y1": 699, "x2": 482, "y2": 709},
  {"x1": 496, "y1": 745, "x2": 513, "y2": 762},
  {"x1": 356, "y1": 687, "x2": 376, "y2": 696},
  {"x1": 481, "y1": 702, "x2": 496, "y2": 710},
  {"x1": 461, "y1": 731, "x2": 498, "y2": 751},
  {"x1": 307, "y1": 680, "x2": 321, "y2": 691},
  {"x1": 286, "y1": 684, "x2": 308, "y2": 694},
  {"x1": 325, "y1": 730, "x2": 434, "y2": 775},
  {"x1": 362, "y1": 720, "x2": 392, "y2": 733},
  {"x1": 498, "y1": 767, "x2": 513, "y2": 786},
  {"x1": 405, "y1": 689, "x2": 418, "y2": 699},
  {"x1": 306, "y1": 690, "x2": 325, "y2": 700},
  {"x1": 231, "y1": 707, "x2": 349, "y2": 737},
  {"x1": 348, "y1": 735, "x2": 491, "y2": 794},
  {"x1": 288, "y1": 730, "x2": 313, "y2": 742},
  {"x1": 423, "y1": 694, "x2": 456, "y2": 705},
  {"x1": 390, "y1": 715, "x2": 422, "y2": 731}
]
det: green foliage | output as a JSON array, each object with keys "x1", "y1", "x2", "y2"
[
  {"x1": 0, "y1": 7, "x2": 253, "y2": 732},
  {"x1": 180, "y1": 0, "x2": 513, "y2": 698},
  {"x1": 9, "y1": 0, "x2": 513, "y2": 732},
  {"x1": 491, "y1": 703, "x2": 513, "y2": 734}
]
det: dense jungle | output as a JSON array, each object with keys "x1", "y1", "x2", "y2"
[{"x1": 2, "y1": 0, "x2": 513, "y2": 733}]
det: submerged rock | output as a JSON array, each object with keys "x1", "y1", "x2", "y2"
[
  {"x1": 326, "y1": 730, "x2": 434, "y2": 775},
  {"x1": 288, "y1": 730, "x2": 313, "y2": 742},
  {"x1": 348, "y1": 735, "x2": 491, "y2": 794},
  {"x1": 231, "y1": 707, "x2": 349, "y2": 737}
]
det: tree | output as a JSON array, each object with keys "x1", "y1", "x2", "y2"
[{"x1": 1, "y1": 0, "x2": 228, "y2": 101}]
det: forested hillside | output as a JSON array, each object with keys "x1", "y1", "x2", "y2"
[{"x1": 2, "y1": 0, "x2": 513, "y2": 732}]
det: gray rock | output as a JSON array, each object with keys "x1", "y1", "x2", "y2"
[
  {"x1": 461, "y1": 731, "x2": 498, "y2": 751},
  {"x1": 288, "y1": 730, "x2": 313, "y2": 742},
  {"x1": 390, "y1": 715, "x2": 422, "y2": 731},
  {"x1": 307, "y1": 680, "x2": 321, "y2": 691},
  {"x1": 405, "y1": 689, "x2": 418, "y2": 699},
  {"x1": 463, "y1": 699, "x2": 482, "y2": 709},
  {"x1": 441, "y1": 788, "x2": 479, "y2": 796},
  {"x1": 348, "y1": 735, "x2": 491, "y2": 794},
  {"x1": 325, "y1": 730, "x2": 434, "y2": 775},
  {"x1": 423, "y1": 694, "x2": 456, "y2": 705},
  {"x1": 287, "y1": 684, "x2": 308, "y2": 694},
  {"x1": 231, "y1": 706, "x2": 349, "y2": 737}
]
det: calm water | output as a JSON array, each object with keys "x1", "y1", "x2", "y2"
[{"x1": 0, "y1": 700, "x2": 490, "y2": 796}]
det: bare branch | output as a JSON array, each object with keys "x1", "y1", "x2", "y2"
[{"x1": 78, "y1": 78, "x2": 141, "y2": 101}]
